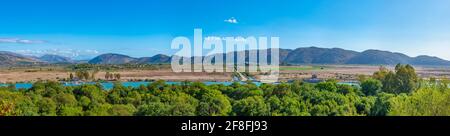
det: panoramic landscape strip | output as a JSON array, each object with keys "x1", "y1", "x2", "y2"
[
  {"x1": 1, "y1": 0, "x2": 449, "y2": 118},
  {"x1": 1, "y1": 61, "x2": 449, "y2": 116}
]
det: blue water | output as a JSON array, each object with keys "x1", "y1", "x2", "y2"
[
  {"x1": 337, "y1": 82, "x2": 360, "y2": 87},
  {"x1": 0, "y1": 83, "x2": 34, "y2": 89},
  {"x1": 0, "y1": 81, "x2": 263, "y2": 90}
]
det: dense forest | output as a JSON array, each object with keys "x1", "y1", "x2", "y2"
[{"x1": 1, "y1": 64, "x2": 449, "y2": 116}]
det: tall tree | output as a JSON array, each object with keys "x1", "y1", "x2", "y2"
[
  {"x1": 361, "y1": 78, "x2": 382, "y2": 96},
  {"x1": 394, "y1": 64, "x2": 418, "y2": 94}
]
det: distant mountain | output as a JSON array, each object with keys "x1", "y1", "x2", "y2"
[
  {"x1": 411, "y1": 55, "x2": 450, "y2": 66},
  {"x1": 0, "y1": 51, "x2": 42, "y2": 66},
  {"x1": 282, "y1": 47, "x2": 450, "y2": 66},
  {"x1": 2, "y1": 47, "x2": 450, "y2": 66},
  {"x1": 283, "y1": 47, "x2": 359, "y2": 64},
  {"x1": 279, "y1": 49, "x2": 293, "y2": 61},
  {"x1": 215, "y1": 49, "x2": 290, "y2": 64},
  {"x1": 88, "y1": 53, "x2": 171, "y2": 64},
  {"x1": 281, "y1": 47, "x2": 450, "y2": 66},
  {"x1": 88, "y1": 53, "x2": 137, "y2": 64},
  {"x1": 38, "y1": 54, "x2": 73, "y2": 64},
  {"x1": 346, "y1": 50, "x2": 411, "y2": 65},
  {"x1": 86, "y1": 47, "x2": 450, "y2": 66},
  {"x1": 134, "y1": 54, "x2": 171, "y2": 64}
]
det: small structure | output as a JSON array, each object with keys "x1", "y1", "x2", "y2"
[{"x1": 303, "y1": 74, "x2": 322, "y2": 83}]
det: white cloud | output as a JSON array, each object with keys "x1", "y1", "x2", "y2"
[
  {"x1": 0, "y1": 38, "x2": 47, "y2": 44},
  {"x1": 224, "y1": 17, "x2": 238, "y2": 24}
]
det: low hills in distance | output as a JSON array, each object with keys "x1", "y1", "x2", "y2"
[
  {"x1": 1, "y1": 47, "x2": 449, "y2": 66},
  {"x1": 0, "y1": 51, "x2": 43, "y2": 66},
  {"x1": 37, "y1": 54, "x2": 74, "y2": 64},
  {"x1": 281, "y1": 47, "x2": 450, "y2": 66},
  {"x1": 87, "y1": 53, "x2": 171, "y2": 64}
]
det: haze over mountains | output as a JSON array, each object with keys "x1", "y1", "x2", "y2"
[
  {"x1": 1, "y1": 47, "x2": 450, "y2": 66},
  {"x1": 37, "y1": 54, "x2": 74, "y2": 64}
]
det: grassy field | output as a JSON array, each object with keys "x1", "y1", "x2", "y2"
[
  {"x1": 280, "y1": 66, "x2": 327, "y2": 71},
  {"x1": 0, "y1": 64, "x2": 232, "y2": 83},
  {"x1": 1, "y1": 64, "x2": 450, "y2": 83}
]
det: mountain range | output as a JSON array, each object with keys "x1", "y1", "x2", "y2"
[
  {"x1": 1, "y1": 47, "x2": 449, "y2": 66},
  {"x1": 0, "y1": 51, "x2": 43, "y2": 66},
  {"x1": 37, "y1": 54, "x2": 74, "y2": 64},
  {"x1": 284, "y1": 47, "x2": 450, "y2": 65},
  {"x1": 88, "y1": 53, "x2": 171, "y2": 64}
]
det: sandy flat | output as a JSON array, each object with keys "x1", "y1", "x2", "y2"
[
  {"x1": 1, "y1": 65, "x2": 449, "y2": 83},
  {"x1": 0, "y1": 69, "x2": 232, "y2": 83}
]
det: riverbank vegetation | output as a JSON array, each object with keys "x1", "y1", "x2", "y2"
[{"x1": 1, "y1": 64, "x2": 449, "y2": 116}]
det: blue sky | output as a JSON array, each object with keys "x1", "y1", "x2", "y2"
[{"x1": 1, "y1": 0, "x2": 450, "y2": 60}]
